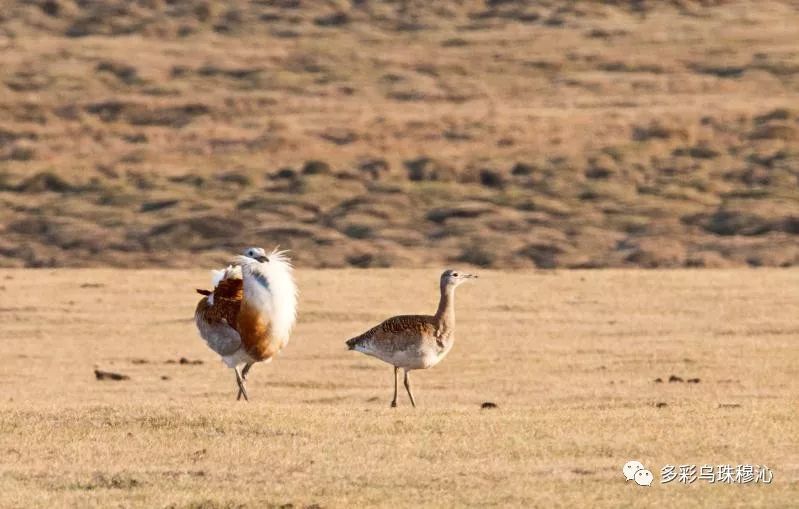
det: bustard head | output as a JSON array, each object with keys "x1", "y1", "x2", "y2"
[
  {"x1": 242, "y1": 246, "x2": 269, "y2": 263},
  {"x1": 440, "y1": 268, "x2": 477, "y2": 289}
]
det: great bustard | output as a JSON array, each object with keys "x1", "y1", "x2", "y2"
[
  {"x1": 346, "y1": 269, "x2": 476, "y2": 407},
  {"x1": 194, "y1": 247, "x2": 297, "y2": 401}
]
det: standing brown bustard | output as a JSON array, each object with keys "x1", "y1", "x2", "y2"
[
  {"x1": 195, "y1": 247, "x2": 297, "y2": 401},
  {"x1": 346, "y1": 269, "x2": 476, "y2": 407}
]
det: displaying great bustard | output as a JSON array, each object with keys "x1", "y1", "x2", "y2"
[
  {"x1": 195, "y1": 247, "x2": 297, "y2": 401},
  {"x1": 346, "y1": 269, "x2": 476, "y2": 407}
]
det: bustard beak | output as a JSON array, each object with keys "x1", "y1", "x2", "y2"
[
  {"x1": 463, "y1": 273, "x2": 478, "y2": 279},
  {"x1": 255, "y1": 255, "x2": 269, "y2": 263}
]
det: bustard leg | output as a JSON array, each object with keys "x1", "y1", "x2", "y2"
[
  {"x1": 390, "y1": 366, "x2": 399, "y2": 408},
  {"x1": 237, "y1": 362, "x2": 254, "y2": 401},
  {"x1": 235, "y1": 366, "x2": 249, "y2": 402},
  {"x1": 403, "y1": 369, "x2": 416, "y2": 408}
]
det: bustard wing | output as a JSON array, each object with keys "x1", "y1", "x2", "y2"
[
  {"x1": 346, "y1": 315, "x2": 436, "y2": 353},
  {"x1": 195, "y1": 276, "x2": 243, "y2": 357}
]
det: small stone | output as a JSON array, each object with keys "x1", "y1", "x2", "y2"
[{"x1": 94, "y1": 369, "x2": 130, "y2": 381}]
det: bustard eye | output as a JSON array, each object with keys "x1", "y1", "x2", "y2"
[{"x1": 452, "y1": 272, "x2": 459, "y2": 277}]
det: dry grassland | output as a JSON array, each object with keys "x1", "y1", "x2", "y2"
[{"x1": 0, "y1": 268, "x2": 797, "y2": 507}]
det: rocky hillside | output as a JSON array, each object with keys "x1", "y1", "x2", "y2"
[{"x1": 1, "y1": 0, "x2": 797, "y2": 268}]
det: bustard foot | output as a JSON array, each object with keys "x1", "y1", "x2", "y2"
[
  {"x1": 403, "y1": 370, "x2": 417, "y2": 408},
  {"x1": 236, "y1": 383, "x2": 249, "y2": 401},
  {"x1": 235, "y1": 366, "x2": 249, "y2": 402},
  {"x1": 390, "y1": 366, "x2": 399, "y2": 408}
]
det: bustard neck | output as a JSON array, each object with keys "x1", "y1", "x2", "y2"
[{"x1": 434, "y1": 283, "x2": 456, "y2": 329}]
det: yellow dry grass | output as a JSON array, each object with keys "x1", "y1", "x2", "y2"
[{"x1": 0, "y1": 268, "x2": 797, "y2": 508}]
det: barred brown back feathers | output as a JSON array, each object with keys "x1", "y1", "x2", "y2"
[{"x1": 195, "y1": 277, "x2": 243, "y2": 332}]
